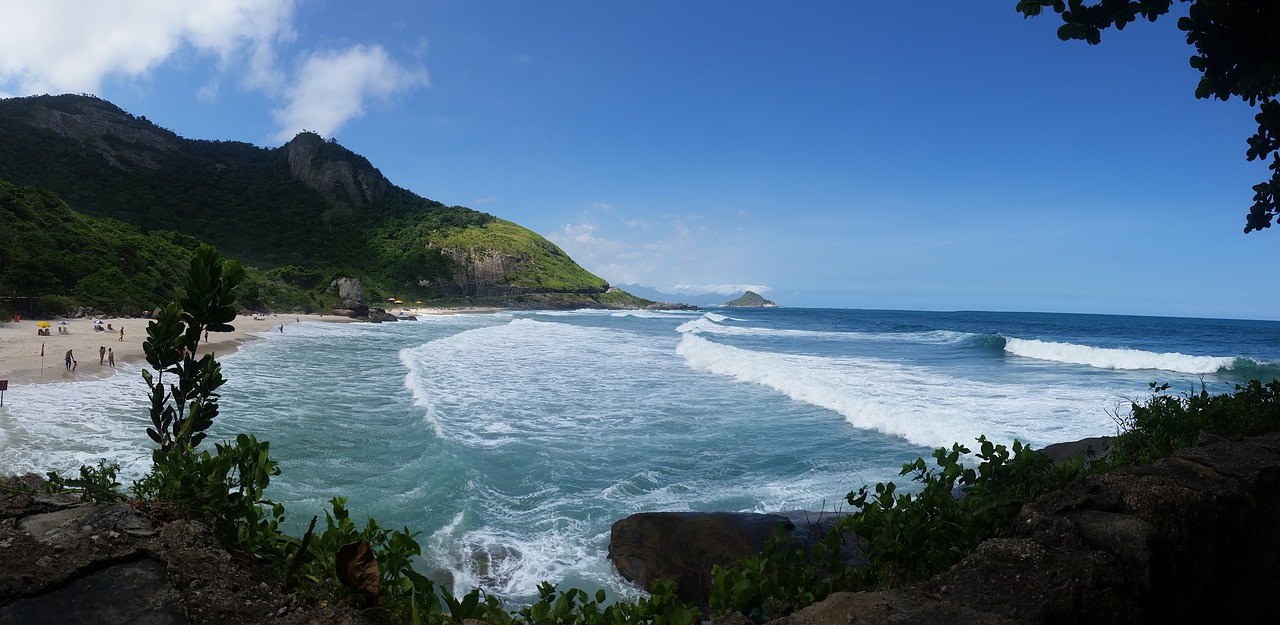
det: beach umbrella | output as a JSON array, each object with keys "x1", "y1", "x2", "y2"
[
  {"x1": 36, "y1": 321, "x2": 51, "y2": 328},
  {"x1": 59, "y1": 321, "x2": 67, "y2": 325}
]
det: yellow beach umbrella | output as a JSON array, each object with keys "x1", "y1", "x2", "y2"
[{"x1": 36, "y1": 321, "x2": 51, "y2": 328}]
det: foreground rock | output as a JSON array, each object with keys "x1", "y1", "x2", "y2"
[
  {"x1": 608, "y1": 511, "x2": 863, "y2": 607},
  {"x1": 610, "y1": 433, "x2": 1279, "y2": 623},
  {"x1": 778, "y1": 433, "x2": 1280, "y2": 624},
  {"x1": 0, "y1": 475, "x2": 372, "y2": 625}
]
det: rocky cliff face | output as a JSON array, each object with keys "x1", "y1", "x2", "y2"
[
  {"x1": 283, "y1": 133, "x2": 390, "y2": 209},
  {"x1": 16, "y1": 95, "x2": 178, "y2": 170},
  {"x1": 428, "y1": 247, "x2": 545, "y2": 298}
]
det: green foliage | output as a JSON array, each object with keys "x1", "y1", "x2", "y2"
[
  {"x1": 0, "y1": 95, "x2": 504, "y2": 303},
  {"x1": 45, "y1": 460, "x2": 125, "y2": 503},
  {"x1": 0, "y1": 179, "x2": 192, "y2": 314},
  {"x1": 594, "y1": 290, "x2": 656, "y2": 308},
  {"x1": 1016, "y1": 0, "x2": 1280, "y2": 233},
  {"x1": 708, "y1": 525, "x2": 857, "y2": 622},
  {"x1": 844, "y1": 436, "x2": 1079, "y2": 587},
  {"x1": 432, "y1": 220, "x2": 609, "y2": 293},
  {"x1": 130, "y1": 244, "x2": 286, "y2": 552},
  {"x1": 286, "y1": 497, "x2": 442, "y2": 622},
  {"x1": 1103, "y1": 379, "x2": 1280, "y2": 467},
  {"x1": 504, "y1": 580, "x2": 698, "y2": 625}
]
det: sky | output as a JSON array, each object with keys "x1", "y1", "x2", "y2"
[{"x1": 0, "y1": 1, "x2": 1276, "y2": 320}]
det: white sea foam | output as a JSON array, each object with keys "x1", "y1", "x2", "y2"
[
  {"x1": 1003, "y1": 337, "x2": 1235, "y2": 374},
  {"x1": 676, "y1": 333, "x2": 1120, "y2": 450},
  {"x1": 0, "y1": 364, "x2": 158, "y2": 481},
  {"x1": 677, "y1": 313, "x2": 981, "y2": 345},
  {"x1": 609, "y1": 310, "x2": 699, "y2": 319}
]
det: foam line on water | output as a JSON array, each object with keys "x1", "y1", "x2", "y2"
[
  {"x1": 1003, "y1": 337, "x2": 1237, "y2": 374},
  {"x1": 677, "y1": 313, "x2": 984, "y2": 345},
  {"x1": 676, "y1": 333, "x2": 1119, "y2": 450}
]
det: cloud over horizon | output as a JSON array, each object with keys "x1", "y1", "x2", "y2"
[
  {"x1": 0, "y1": 0, "x2": 427, "y2": 143},
  {"x1": 271, "y1": 45, "x2": 428, "y2": 142},
  {"x1": 547, "y1": 211, "x2": 769, "y2": 294},
  {"x1": 0, "y1": 1, "x2": 295, "y2": 96}
]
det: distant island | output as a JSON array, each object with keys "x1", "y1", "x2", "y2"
[{"x1": 721, "y1": 291, "x2": 777, "y2": 308}]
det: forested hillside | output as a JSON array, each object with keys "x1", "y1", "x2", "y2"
[{"x1": 0, "y1": 94, "x2": 635, "y2": 314}]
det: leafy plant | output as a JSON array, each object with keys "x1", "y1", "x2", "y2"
[
  {"x1": 708, "y1": 524, "x2": 857, "y2": 622},
  {"x1": 844, "y1": 436, "x2": 1078, "y2": 588},
  {"x1": 45, "y1": 459, "x2": 125, "y2": 503},
  {"x1": 507, "y1": 579, "x2": 698, "y2": 625},
  {"x1": 1102, "y1": 379, "x2": 1280, "y2": 468},
  {"x1": 288, "y1": 497, "x2": 442, "y2": 622}
]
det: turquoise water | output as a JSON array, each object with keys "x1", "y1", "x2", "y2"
[{"x1": 3, "y1": 308, "x2": 1279, "y2": 601}]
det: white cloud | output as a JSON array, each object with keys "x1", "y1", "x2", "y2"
[
  {"x1": 0, "y1": 0, "x2": 295, "y2": 95},
  {"x1": 672, "y1": 284, "x2": 771, "y2": 296},
  {"x1": 271, "y1": 45, "x2": 428, "y2": 141},
  {"x1": 547, "y1": 212, "x2": 772, "y2": 292}
]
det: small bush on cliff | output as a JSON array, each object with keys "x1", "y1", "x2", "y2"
[
  {"x1": 1103, "y1": 379, "x2": 1280, "y2": 467},
  {"x1": 841, "y1": 436, "x2": 1081, "y2": 589},
  {"x1": 708, "y1": 524, "x2": 856, "y2": 622}
]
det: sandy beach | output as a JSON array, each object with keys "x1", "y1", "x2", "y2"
[
  {"x1": 0, "y1": 307, "x2": 503, "y2": 389},
  {"x1": 0, "y1": 313, "x2": 350, "y2": 387}
]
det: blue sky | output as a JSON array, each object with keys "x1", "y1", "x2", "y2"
[{"x1": 1, "y1": 1, "x2": 1275, "y2": 319}]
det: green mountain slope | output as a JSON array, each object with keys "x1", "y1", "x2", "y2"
[
  {"x1": 0, "y1": 179, "x2": 194, "y2": 314},
  {"x1": 0, "y1": 94, "x2": 623, "y2": 310}
]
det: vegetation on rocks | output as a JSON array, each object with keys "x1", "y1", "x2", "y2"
[
  {"x1": 0, "y1": 94, "x2": 628, "y2": 316},
  {"x1": 702, "y1": 378, "x2": 1280, "y2": 622}
]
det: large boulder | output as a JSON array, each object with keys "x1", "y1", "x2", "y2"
[
  {"x1": 608, "y1": 511, "x2": 862, "y2": 607},
  {"x1": 329, "y1": 277, "x2": 369, "y2": 317}
]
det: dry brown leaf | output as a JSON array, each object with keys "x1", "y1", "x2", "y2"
[{"x1": 336, "y1": 540, "x2": 381, "y2": 600}]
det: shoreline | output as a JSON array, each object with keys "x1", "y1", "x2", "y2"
[{"x1": 0, "y1": 307, "x2": 498, "y2": 388}]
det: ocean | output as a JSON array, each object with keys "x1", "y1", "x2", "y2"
[{"x1": 3, "y1": 308, "x2": 1280, "y2": 602}]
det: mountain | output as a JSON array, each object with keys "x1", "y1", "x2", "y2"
[
  {"x1": 0, "y1": 94, "x2": 647, "y2": 312},
  {"x1": 721, "y1": 291, "x2": 778, "y2": 307}
]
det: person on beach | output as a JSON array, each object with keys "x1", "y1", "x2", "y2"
[
  {"x1": 99, "y1": 345, "x2": 106, "y2": 365},
  {"x1": 279, "y1": 325, "x2": 283, "y2": 333},
  {"x1": 119, "y1": 327, "x2": 124, "y2": 341},
  {"x1": 64, "y1": 350, "x2": 72, "y2": 370},
  {"x1": 107, "y1": 348, "x2": 115, "y2": 367}
]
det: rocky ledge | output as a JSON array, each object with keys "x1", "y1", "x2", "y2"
[
  {"x1": 0, "y1": 476, "x2": 371, "y2": 625},
  {"x1": 610, "y1": 432, "x2": 1280, "y2": 623}
]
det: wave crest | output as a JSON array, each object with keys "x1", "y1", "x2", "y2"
[{"x1": 1002, "y1": 337, "x2": 1236, "y2": 374}]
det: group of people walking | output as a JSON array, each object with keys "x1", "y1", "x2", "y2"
[{"x1": 62, "y1": 347, "x2": 114, "y2": 371}]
